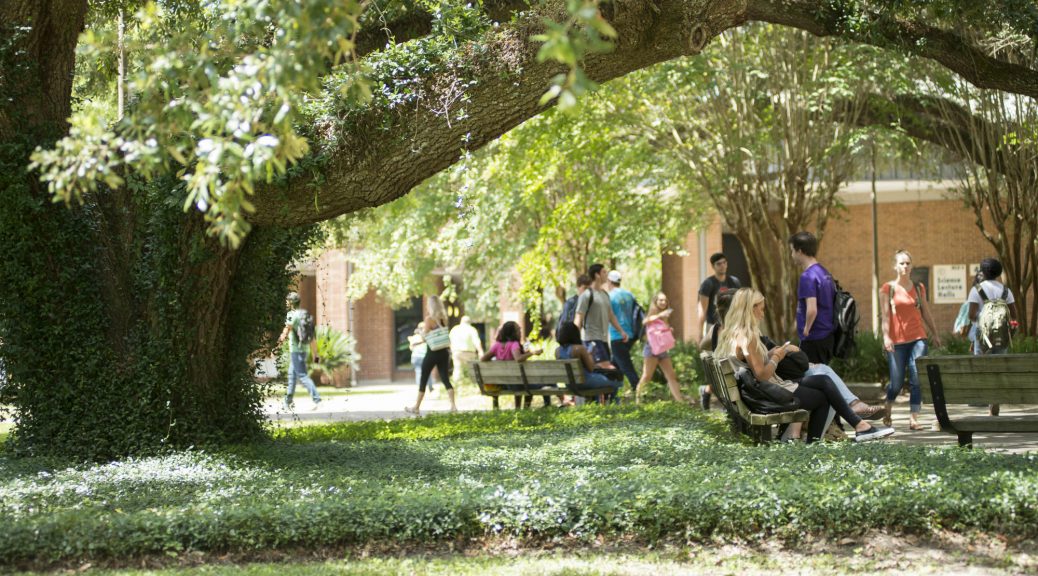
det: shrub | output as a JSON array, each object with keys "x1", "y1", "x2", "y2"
[
  {"x1": 3, "y1": 404, "x2": 1036, "y2": 567},
  {"x1": 633, "y1": 339, "x2": 705, "y2": 400},
  {"x1": 829, "y1": 331, "x2": 889, "y2": 383}
]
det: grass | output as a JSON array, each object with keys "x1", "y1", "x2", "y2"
[
  {"x1": 12, "y1": 537, "x2": 1037, "y2": 575},
  {"x1": 2, "y1": 404, "x2": 1037, "y2": 569}
]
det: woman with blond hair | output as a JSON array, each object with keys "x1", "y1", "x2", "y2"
[
  {"x1": 634, "y1": 292, "x2": 688, "y2": 403},
  {"x1": 406, "y1": 295, "x2": 458, "y2": 416},
  {"x1": 717, "y1": 288, "x2": 893, "y2": 443},
  {"x1": 880, "y1": 249, "x2": 941, "y2": 430}
]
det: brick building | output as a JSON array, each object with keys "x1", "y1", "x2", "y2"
[{"x1": 662, "y1": 180, "x2": 1030, "y2": 344}]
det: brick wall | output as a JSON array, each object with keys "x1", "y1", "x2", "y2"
[
  {"x1": 663, "y1": 215, "x2": 724, "y2": 342},
  {"x1": 821, "y1": 199, "x2": 997, "y2": 338}
]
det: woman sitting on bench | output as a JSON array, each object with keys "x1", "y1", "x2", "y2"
[
  {"x1": 716, "y1": 288, "x2": 893, "y2": 443},
  {"x1": 481, "y1": 320, "x2": 547, "y2": 409},
  {"x1": 556, "y1": 321, "x2": 621, "y2": 401}
]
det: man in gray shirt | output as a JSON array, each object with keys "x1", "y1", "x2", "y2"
[{"x1": 575, "y1": 263, "x2": 628, "y2": 363}]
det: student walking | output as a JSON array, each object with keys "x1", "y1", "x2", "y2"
[
  {"x1": 967, "y1": 258, "x2": 1018, "y2": 416},
  {"x1": 880, "y1": 249, "x2": 941, "y2": 431},
  {"x1": 634, "y1": 292, "x2": 688, "y2": 404},
  {"x1": 406, "y1": 295, "x2": 458, "y2": 416},
  {"x1": 606, "y1": 270, "x2": 641, "y2": 396},
  {"x1": 277, "y1": 292, "x2": 321, "y2": 411}
]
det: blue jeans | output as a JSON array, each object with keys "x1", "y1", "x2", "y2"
[
  {"x1": 610, "y1": 339, "x2": 640, "y2": 391},
  {"x1": 804, "y1": 364, "x2": 857, "y2": 406},
  {"x1": 286, "y1": 351, "x2": 320, "y2": 405},
  {"x1": 886, "y1": 339, "x2": 927, "y2": 413}
]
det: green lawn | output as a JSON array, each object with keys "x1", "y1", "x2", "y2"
[
  {"x1": 27, "y1": 542, "x2": 1036, "y2": 575},
  {"x1": 2, "y1": 404, "x2": 1037, "y2": 570}
]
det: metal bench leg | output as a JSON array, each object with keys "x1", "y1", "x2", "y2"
[
  {"x1": 492, "y1": 396, "x2": 499, "y2": 410},
  {"x1": 957, "y1": 432, "x2": 973, "y2": 448}
]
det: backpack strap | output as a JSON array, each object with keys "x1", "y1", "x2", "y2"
[
  {"x1": 912, "y1": 282, "x2": 923, "y2": 309},
  {"x1": 977, "y1": 285, "x2": 989, "y2": 302},
  {"x1": 1000, "y1": 285, "x2": 1009, "y2": 300}
]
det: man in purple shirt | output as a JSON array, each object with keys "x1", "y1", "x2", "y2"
[{"x1": 789, "y1": 231, "x2": 836, "y2": 364}]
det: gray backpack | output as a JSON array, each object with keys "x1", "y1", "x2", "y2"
[{"x1": 976, "y1": 285, "x2": 1011, "y2": 353}]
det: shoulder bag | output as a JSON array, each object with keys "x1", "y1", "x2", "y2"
[
  {"x1": 734, "y1": 367, "x2": 801, "y2": 414},
  {"x1": 424, "y1": 321, "x2": 451, "y2": 351}
]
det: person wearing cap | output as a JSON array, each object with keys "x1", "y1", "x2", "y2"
[
  {"x1": 606, "y1": 269, "x2": 640, "y2": 396},
  {"x1": 276, "y1": 292, "x2": 321, "y2": 410},
  {"x1": 449, "y1": 315, "x2": 484, "y2": 383},
  {"x1": 697, "y1": 252, "x2": 741, "y2": 341}
]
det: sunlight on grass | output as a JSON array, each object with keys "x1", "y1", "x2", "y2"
[{"x1": 58, "y1": 544, "x2": 1035, "y2": 576}]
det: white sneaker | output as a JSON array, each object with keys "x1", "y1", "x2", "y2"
[{"x1": 855, "y1": 426, "x2": 895, "y2": 442}]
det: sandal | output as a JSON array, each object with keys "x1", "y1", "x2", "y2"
[
  {"x1": 909, "y1": 418, "x2": 924, "y2": 431},
  {"x1": 882, "y1": 414, "x2": 892, "y2": 427}
]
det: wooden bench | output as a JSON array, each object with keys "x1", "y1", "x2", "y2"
[
  {"x1": 918, "y1": 354, "x2": 1038, "y2": 447},
  {"x1": 470, "y1": 360, "x2": 618, "y2": 409},
  {"x1": 700, "y1": 352, "x2": 810, "y2": 444}
]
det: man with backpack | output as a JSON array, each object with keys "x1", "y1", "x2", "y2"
[
  {"x1": 789, "y1": 231, "x2": 837, "y2": 364},
  {"x1": 968, "y1": 258, "x2": 1018, "y2": 416},
  {"x1": 557, "y1": 274, "x2": 592, "y2": 336},
  {"x1": 277, "y1": 291, "x2": 321, "y2": 411},
  {"x1": 606, "y1": 270, "x2": 642, "y2": 396}
]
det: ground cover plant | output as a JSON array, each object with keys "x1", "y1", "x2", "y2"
[{"x1": 1, "y1": 405, "x2": 1037, "y2": 570}]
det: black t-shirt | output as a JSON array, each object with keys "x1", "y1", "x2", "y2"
[{"x1": 698, "y1": 275, "x2": 741, "y2": 325}]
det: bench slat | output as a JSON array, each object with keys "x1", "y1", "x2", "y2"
[
  {"x1": 918, "y1": 355, "x2": 1038, "y2": 374},
  {"x1": 922, "y1": 387, "x2": 1038, "y2": 405},
  {"x1": 918, "y1": 356, "x2": 1038, "y2": 405},
  {"x1": 950, "y1": 416, "x2": 1038, "y2": 433}
]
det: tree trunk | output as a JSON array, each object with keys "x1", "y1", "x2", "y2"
[{"x1": 0, "y1": 1, "x2": 316, "y2": 458}]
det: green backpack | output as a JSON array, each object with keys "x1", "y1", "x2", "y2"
[{"x1": 976, "y1": 285, "x2": 1011, "y2": 353}]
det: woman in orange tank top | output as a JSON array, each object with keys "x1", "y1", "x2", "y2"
[{"x1": 879, "y1": 250, "x2": 942, "y2": 430}]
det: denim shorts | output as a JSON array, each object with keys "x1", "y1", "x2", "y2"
[
  {"x1": 642, "y1": 342, "x2": 669, "y2": 360},
  {"x1": 584, "y1": 340, "x2": 611, "y2": 363}
]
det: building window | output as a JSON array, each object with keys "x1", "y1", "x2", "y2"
[{"x1": 394, "y1": 297, "x2": 423, "y2": 369}]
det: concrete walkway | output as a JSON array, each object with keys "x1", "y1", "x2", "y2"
[{"x1": 266, "y1": 380, "x2": 1038, "y2": 454}]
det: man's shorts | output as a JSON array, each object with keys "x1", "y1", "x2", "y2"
[
  {"x1": 800, "y1": 333, "x2": 835, "y2": 364},
  {"x1": 583, "y1": 340, "x2": 611, "y2": 363}
]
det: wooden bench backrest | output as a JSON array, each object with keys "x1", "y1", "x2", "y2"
[
  {"x1": 471, "y1": 360, "x2": 585, "y2": 387},
  {"x1": 700, "y1": 352, "x2": 752, "y2": 422},
  {"x1": 918, "y1": 354, "x2": 1038, "y2": 404}
]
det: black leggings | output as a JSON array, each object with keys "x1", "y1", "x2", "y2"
[
  {"x1": 793, "y1": 374, "x2": 863, "y2": 442},
  {"x1": 420, "y1": 348, "x2": 452, "y2": 393}
]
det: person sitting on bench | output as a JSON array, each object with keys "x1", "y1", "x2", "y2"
[{"x1": 716, "y1": 288, "x2": 894, "y2": 443}]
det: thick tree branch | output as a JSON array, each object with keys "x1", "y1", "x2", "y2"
[
  {"x1": 253, "y1": 0, "x2": 742, "y2": 226},
  {"x1": 744, "y1": 0, "x2": 1038, "y2": 99}
]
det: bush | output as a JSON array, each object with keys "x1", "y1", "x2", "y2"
[
  {"x1": 633, "y1": 339, "x2": 705, "y2": 400},
  {"x1": 829, "y1": 331, "x2": 889, "y2": 383},
  {"x1": 2, "y1": 404, "x2": 1037, "y2": 567}
]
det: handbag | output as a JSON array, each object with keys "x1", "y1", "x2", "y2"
[
  {"x1": 424, "y1": 325, "x2": 450, "y2": 351},
  {"x1": 593, "y1": 367, "x2": 624, "y2": 381},
  {"x1": 646, "y1": 320, "x2": 676, "y2": 355},
  {"x1": 734, "y1": 367, "x2": 801, "y2": 414}
]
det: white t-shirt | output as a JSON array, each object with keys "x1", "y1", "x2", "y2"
[{"x1": 967, "y1": 280, "x2": 1015, "y2": 307}]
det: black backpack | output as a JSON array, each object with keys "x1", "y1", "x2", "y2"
[
  {"x1": 631, "y1": 299, "x2": 646, "y2": 341},
  {"x1": 830, "y1": 277, "x2": 859, "y2": 360},
  {"x1": 294, "y1": 309, "x2": 316, "y2": 345},
  {"x1": 556, "y1": 289, "x2": 594, "y2": 335}
]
